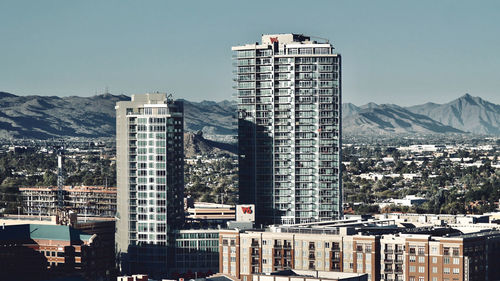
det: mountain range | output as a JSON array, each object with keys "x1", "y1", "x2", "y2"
[
  {"x1": 0, "y1": 92, "x2": 499, "y2": 139},
  {"x1": 342, "y1": 93, "x2": 500, "y2": 135}
]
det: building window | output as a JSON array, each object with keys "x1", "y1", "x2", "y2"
[
  {"x1": 432, "y1": 266, "x2": 437, "y2": 273},
  {"x1": 418, "y1": 266, "x2": 425, "y2": 273},
  {"x1": 453, "y1": 258, "x2": 459, "y2": 265},
  {"x1": 409, "y1": 246, "x2": 416, "y2": 254},
  {"x1": 418, "y1": 247, "x2": 425, "y2": 255},
  {"x1": 410, "y1": 255, "x2": 416, "y2": 262},
  {"x1": 418, "y1": 256, "x2": 425, "y2": 263},
  {"x1": 431, "y1": 246, "x2": 438, "y2": 254},
  {"x1": 453, "y1": 268, "x2": 459, "y2": 274},
  {"x1": 410, "y1": 266, "x2": 416, "y2": 272},
  {"x1": 443, "y1": 247, "x2": 450, "y2": 255},
  {"x1": 444, "y1": 267, "x2": 450, "y2": 274},
  {"x1": 432, "y1": 257, "x2": 437, "y2": 263}
]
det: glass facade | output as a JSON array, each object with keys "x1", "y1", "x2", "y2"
[
  {"x1": 116, "y1": 94, "x2": 184, "y2": 277},
  {"x1": 234, "y1": 34, "x2": 342, "y2": 225}
]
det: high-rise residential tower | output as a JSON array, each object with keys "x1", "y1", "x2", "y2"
[
  {"x1": 115, "y1": 93, "x2": 184, "y2": 277},
  {"x1": 233, "y1": 34, "x2": 342, "y2": 225}
]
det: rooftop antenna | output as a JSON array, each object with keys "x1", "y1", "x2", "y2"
[{"x1": 57, "y1": 146, "x2": 65, "y2": 210}]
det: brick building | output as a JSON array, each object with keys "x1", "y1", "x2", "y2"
[
  {"x1": 0, "y1": 224, "x2": 108, "y2": 280},
  {"x1": 219, "y1": 227, "x2": 500, "y2": 281}
]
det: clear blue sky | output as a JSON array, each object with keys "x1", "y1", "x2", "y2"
[{"x1": 1, "y1": 0, "x2": 499, "y2": 106}]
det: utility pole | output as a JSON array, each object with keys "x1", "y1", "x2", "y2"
[{"x1": 57, "y1": 147, "x2": 65, "y2": 210}]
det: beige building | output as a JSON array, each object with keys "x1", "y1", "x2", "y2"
[
  {"x1": 219, "y1": 226, "x2": 500, "y2": 281},
  {"x1": 115, "y1": 93, "x2": 184, "y2": 277},
  {"x1": 220, "y1": 227, "x2": 378, "y2": 281}
]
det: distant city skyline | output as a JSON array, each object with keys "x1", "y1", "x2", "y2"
[{"x1": 1, "y1": 0, "x2": 499, "y2": 106}]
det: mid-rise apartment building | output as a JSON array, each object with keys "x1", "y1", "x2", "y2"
[
  {"x1": 20, "y1": 185, "x2": 116, "y2": 217},
  {"x1": 220, "y1": 227, "x2": 378, "y2": 281},
  {"x1": 115, "y1": 93, "x2": 184, "y2": 277},
  {"x1": 233, "y1": 34, "x2": 342, "y2": 225},
  {"x1": 219, "y1": 226, "x2": 500, "y2": 281}
]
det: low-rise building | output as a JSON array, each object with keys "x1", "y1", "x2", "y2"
[
  {"x1": 219, "y1": 218, "x2": 500, "y2": 281},
  {"x1": 0, "y1": 213, "x2": 117, "y2": 280},
  {"x1": 20, "y1": 185, "x2": 116, "y2": 217},
  {"x1": 254, "y1": 269, "x2": 367, "y2": 281},
  {"x1": 173, "y1": 229, "x2": 220, "y2": 278},
  {"x1": 0, "y1": 223, "x2": 107, "y2": 280}
]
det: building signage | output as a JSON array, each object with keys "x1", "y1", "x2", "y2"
[
  {"x1": 236, "y1": 204, "x2": 255, "y2": 222},
  {"x1": 241, "y1": 206, "x2": 252, "y2": 214}
]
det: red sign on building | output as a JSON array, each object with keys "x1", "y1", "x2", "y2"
[{"x1": 241, "y1": 206, "x2": 253, "y2": 214}]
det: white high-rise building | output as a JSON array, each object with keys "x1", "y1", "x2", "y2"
[
  {"x1": 233, "y1": 34, "x2": 342, "y2": 225},
  {"x1": 115, "y1": 93, "x2": 184, "y2": 277}
]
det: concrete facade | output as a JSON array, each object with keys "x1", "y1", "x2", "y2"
[{"x1": 115, "y1": 93, "x2": 184, "y2": 277}]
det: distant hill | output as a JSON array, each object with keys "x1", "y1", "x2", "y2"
[
  {"x1": 0, "y1": 92, "x2": 129, "y2": 139},
  {"x1": 182, "y1": 99, "x2": 236, "y2": 136},
  {"x1": 406, "y1": 94, "x2": 500, "y2": 135},
  {"x1": 343, "y1": 104, "x2": 464, "y2": 135},
  {"x1": 0, "y1": 92, "x2": 236, "y2": 140},
  {"x1": 0, "y1": 91, "x2": 499, "y2": 139},
  {"x1": 184, "y1": 131, "x2": 236, "y2": 157},
  {"x1": 342, "y1": 103, "x2": 361, "y2": 117}
]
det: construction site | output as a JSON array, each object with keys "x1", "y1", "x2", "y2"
[{"x1": 18, "y1": 148, "x2": 117, "y2": 217}]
